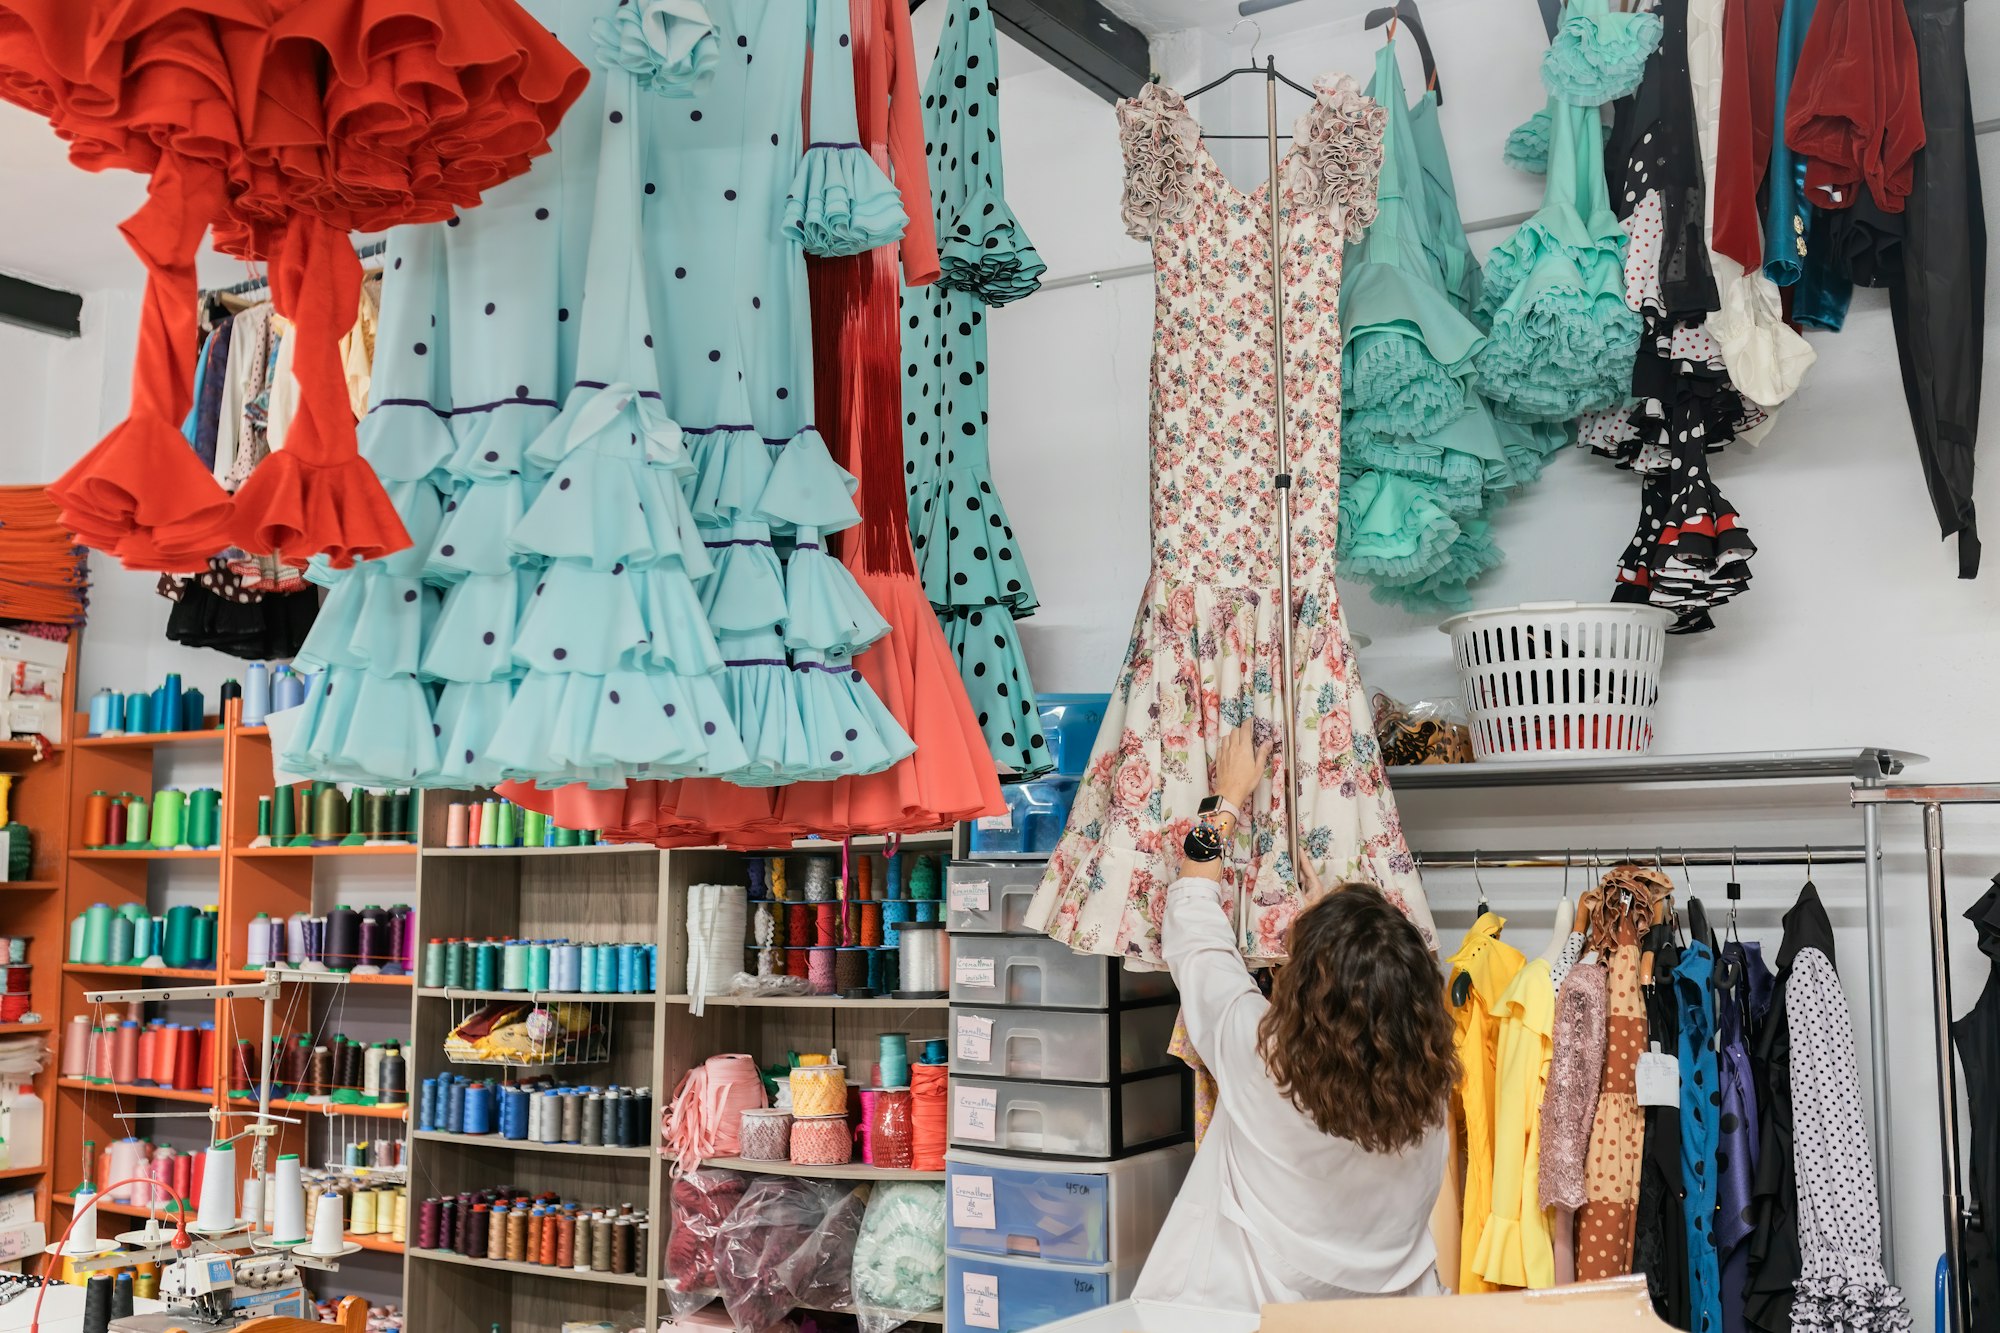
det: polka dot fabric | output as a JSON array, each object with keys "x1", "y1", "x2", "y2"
[
  {"x1": 900, "y1": 0, "x2": 1051, "y2": 777},
  {"x1": 1674, "y1": 939, "x2": 1723, "y2": 1333},
  {"x1": 1787, "y1": 948, "x2": 1911, "y2": 1333}
]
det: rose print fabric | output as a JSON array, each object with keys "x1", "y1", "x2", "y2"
[{"x1": 1023, "y1": 77, "x2": 1433, "y2": 968}]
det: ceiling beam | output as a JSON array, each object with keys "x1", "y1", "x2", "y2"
[
  {"x1": 0, "y1": 272, "x2": 80, "y2": 339},
  {"x1": 989, "y1": 0, "x2": 1150, "y2": 103}
]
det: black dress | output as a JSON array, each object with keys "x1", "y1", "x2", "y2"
[
  {"x1": 1951, "y1": 876, "x2": 2000, "y2": 1329},
  {"x1": 1745, "y1": 883, "x2": 1836, "y2": 1333},
  {"x1": 1637, "y1": 924, "x2": 1692, "y2": 1328}
]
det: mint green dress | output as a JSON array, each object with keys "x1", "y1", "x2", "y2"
[{"x1": 901, "y1": 0, "x2": 1051, "y2": 777}]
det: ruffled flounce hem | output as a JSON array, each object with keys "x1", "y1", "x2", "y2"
[
  {"x1": 513, "y1": 559, "x2": 725, "y2": 677},
  {"x1": 511, "y1": 383, "x2": 708, "y2": 573},
  {"x1": 1475, "y1": 282, "x2": 1640, "y2": 421},
  {"x1": 911, "y1": 468, "x2": 1040, "y2": 615},
  {"x1": 1468, "y1": 1214, "x2": 1544, "y2": 1290},
  {"x1": 428, "y1": 475, "x2": 536, "y2": 581},
  {"x1": 483, "y1": 666, "x2": 747, "y2": 786},
  {"x1": 1542, "y1": 9, "x2": 1663, "y2": 105},
  {"x1": 939, "y1": 605, "x2": 1051, "y2": 778},
  {"x1": 785, "y1": 542, "x2": 891, "y2": 656},
  {"x1": 229, "y1": 447, "x2": 414, "y2": 569},
  {"x1": 1341, "y1": 433, "x2": 1491, "y2": 514},
  {"x1": 716, "y1": 658, "x2": 913, "y2": 788},
  {"x1": 279, "y1": 668, "x2": 440, "y2": 787},
  {"x1": 1790, "y1": 1270, "x2": 1912, "y2": 1333},
  {"x1": 782, "y1": 145, "x2": 908, "y2": 259},
  {"x1": 688, "y1": 426, "x2": 860, "y2": 535},
  {"x1": 591, "y1": 0, "x2": 719, "y2": 99},
  {"x1": 1504, "y1": 110, "x2": 1552, "y2": 175},
  {"x1": 295, "y1": 568, "x2": 433, "y2": 676},
  {"x1": 1337, "y1": 471, "x2": 1462, "y2": 582},
  {"x1": 422, "y1": 569, "x2": 532, "y2": 684},
  {"x1": 698, "y1": 535, "x2": 786, "y2": 632},
  {"x1": 1343, "y1": 334, "x2": 1473, "y2": 443},
  {"x1": 358, "y1": 398, "x2": 455, "y2": 490},
  {"x1": 936, "y1": 189, "x2": 1046, "y2": 306},
  {"x1": 442, "y1": 395, "x2": 559, "y2": 484},
  {"x1": 1367, "y1": 525, "x2": 1501, "y2": 614}
]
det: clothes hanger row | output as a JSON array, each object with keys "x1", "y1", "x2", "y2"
[{"x1": 1412, "y1": 845, "x2": 1864, "y2": 870}]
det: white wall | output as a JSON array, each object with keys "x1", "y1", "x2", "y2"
[{"x1": 966, "y1": 0, "x2": 2000, "y2": 1301}]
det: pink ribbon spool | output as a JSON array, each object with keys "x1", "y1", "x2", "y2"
[
  {"x1": 788, "y1": 1114, "x2": 853, "y2": 1167},
  {"x1": 738, "y1": 1109, "x2": 793, "y2": 1162}
]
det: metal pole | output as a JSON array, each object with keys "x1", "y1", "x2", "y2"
[
  {"x1": 1259, "y1": 55, "x2": 1304, "y2": 952},
  {"x1": 1923, "y1": 801, "x2": 1968, "y2": 1332},
  {"x1": 1861, "y1": 794, "x2": 1895, "y2": 1272}
]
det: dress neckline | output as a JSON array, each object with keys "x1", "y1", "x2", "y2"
[{"x1": 1152, "y1": 80, "x2": 1320, "y2": 206}]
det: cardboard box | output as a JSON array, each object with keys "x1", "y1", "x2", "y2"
[{"x1": 1261, "y1": 1278, "x2": 1661, "y2": 1333}]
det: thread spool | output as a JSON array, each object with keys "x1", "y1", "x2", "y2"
[
  {"x1": 785, "y1": 946, "x2": 809, "y2": 979},
  {"x1": 878, "y1": 1033, "x2": 910, "y2": 1089},
  {"x1": 195, "y1": 1141, "x2": 238, "y2": 1232},
  {"x1": 785, "y1": 904, "x2": 811, "y2": 948},
  {"x1": 305, "y1": 1191, "x2": 345, "y2": 1256},
  {"x1": 880, "y1": 898, "x2": 912, "y2": 948},
  {"x1": 551, "y1": 943, "x2": 581, "y2": 992},
  {"x1": 445, "y1": 803, "x2": 470, "y2": 848},
  {"x1": 813, "y1": 902, "x2": 839, "y2": 947},
  {"x1": 908, "y1": 855, "x2": 941, "y2": 899},
  {"x1": 858, "y1": 901, "x2": 883, "y2": 947},
  {"x1": 870, "y1": 1088, "x2": 914, "y2": 1169},
  {"x1": 106, "y1": 799, "x2": 127, "y2": 849},
  {"x1": 788, "y1": 1064, "x2": 846, "y2": 1120},
  {"x1": 807, "y1": 946, "x2": 836, "y2": 995},
  {"x1": 150, "y1": 789, "x2": 186, "y2": 848},
  {"x1": 834, "y1": 947, "x2": 871, "y2": 996},
  {"x1": 738, "y1": 1108, "x2": 792, "y2": 1161},
  {"x1": 910, "y1": 1063, "x2": 948, "y2": 1170},
  {"x1": 855, "y1": 855, "x2": 873, "y2": 901},
  {"x1": 83, "y1": 792, "x2": 110, "y2": 848},
  {"x1": 788, "y1": 1115, "x2": 853, "y2": 1166},
  {"x1": 895, "y1": 921, "x2": 947, "y2": 997},
  {"x1": 801, "y1": 855, "x2": 838, "y2": 902}
]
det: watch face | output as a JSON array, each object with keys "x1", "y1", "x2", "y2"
[{"x1": 1197, "y1": 795, "x2": 1220, "y2": 813}]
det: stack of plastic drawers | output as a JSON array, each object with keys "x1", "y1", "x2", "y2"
[
  {"x1": 943, "y1": 1145, "x2": 1192, "y2": 1333},
  {"x1": 944, "y1": 693, "x2": 1194, "y2": 1331}
]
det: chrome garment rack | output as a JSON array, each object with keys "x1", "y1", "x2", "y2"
[
  {"x1": 1414, "y1": 845, "x2": 1865, "y2": 870},
  {"x1": 1850, "y1": 781, "x2": 2000, "y2": 1333}
]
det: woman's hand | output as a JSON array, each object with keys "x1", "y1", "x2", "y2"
[
  {"x1": 1213, "y1": 721, "x2": 1274, "y2": 811},
  {"x1": 1300, "y1": 858, "x2": 1333, "y2": 909}
]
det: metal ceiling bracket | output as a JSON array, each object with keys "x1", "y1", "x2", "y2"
[{"x1": 990, "y1": 0, "x2": 1151, "y2": 103}]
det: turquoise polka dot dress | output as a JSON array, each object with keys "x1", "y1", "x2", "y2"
[
  {"x1": 901, "y1": 0, "x2": 1052, "y2": 777},
  {"x1": 284, "y1": 0, "x2": 915, "y2": 792}
]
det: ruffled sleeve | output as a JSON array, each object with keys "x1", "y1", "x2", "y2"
[
  {"x1": 1542, "y1": 0, "x2": 1663, "y2": 106},
  {"x1": 1283, "y1": 74, "x2": 1387, "y2": 245},
  {"x1": 591, "y1": 0, "x2": 719, "y2": 97},
  {"x1": 783, "y1": 0, "x2": 908, "y2": 257},
  {"x1": 1116, "y1": 83, "x2": 1199, "y2": 243},
  {"x1": 931, "y1": 0, "x2": 1044, "y2": 305}
]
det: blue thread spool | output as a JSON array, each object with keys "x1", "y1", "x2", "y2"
[
  {"x1": 420, "y1": 1078, "x2": 439, "y2": 1131},
  {"x1": 123, "y1": 692, "x2": 149, "y2": 734},
  {"x1": 551, "y1": 944, "x2": 580, "y2": 992},
  {"x1": 463, "y1": 1082, "x2": 496, "y2": 1135},
  {"x1": 881, "y1": 899, "x2": 913, "y2": 947},
  {"x1": 445, "y1": 940, "x2": 467, "y2": 988},
  {"x1": 865, "y1": 948, "x2": 885, "y2": 993},
  {"x1": 446, "y1": 1078, "x2": 467, "y2": 1134},
  {"x1": 914, "y1": 900, "x2": 939, "y2": 924},
  {"x1": 528, "y1": 944, "x2": 551, "y2": 992},
  {"x1": 643, "y1": 944, "x2": 658, "y2": 993},
  {"x1": 616, "y1": 944, "x2": 639, "y2": 993},
  {"x1": 501, "y1": 941, "x2": 529, "y2": 991},
  {"x1": 879, "y1": 1033, "x2": 910, "y2": 1089},
  {"x1": 422, "y1": 941, "x2": 446, "y2": 988},
  {"x1": 923, "y1": 1038, "x2": 947, "y2": 1064},
  {"x1": 500, "y1": 1086, "x2": 529, "y2": 1140},
  {"x1": 593, "y1": 946, "x2": 615, "y2": 994},
  {"x1": 87, "y1": 689, "x2": 116, "y2": 736},
  {"x1": 473, "y1": 942, "x2": 498, "y2": 991}
]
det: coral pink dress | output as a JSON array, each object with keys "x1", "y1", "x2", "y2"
[{"x1": 1023, "y1": 78, "x2": 1433, "y2": 968}]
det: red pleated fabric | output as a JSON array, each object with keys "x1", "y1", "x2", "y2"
[
  {"x1": 0, "y1": 0, "x2": 587, "y2": 571},
  {"x1": 501, "y1": 0, "x2": 1001, "y2": 848}
]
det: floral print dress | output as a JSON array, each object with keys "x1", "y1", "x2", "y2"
[{"x1": 1022, "y1": 77, "x2": 1433, "y2": 968}]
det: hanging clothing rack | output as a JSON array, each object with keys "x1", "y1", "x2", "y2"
[
  {"x1": 1850, "y1": 781, "x2": 2000, "y2": 1333},
  {"x1": 1414, "y1": 844, "x2": 1864, "y2": 870},
  {"x1": 203, "y1": 237, "x2": 388, "y2": 300}
]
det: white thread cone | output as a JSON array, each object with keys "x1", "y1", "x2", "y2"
[
  {"x1": 305, "y1": 1191, "x2": 344, "y2": 1255},
  {"x1": 195, "y1": 1141, "x2": 237, "y2": 1232},
  {"x1": 269, "y1": 1154, "x2": 305, "y2": 1245},
  {"x1": 63, "y1": 1187, "x2": 102, "y2": 1254},
  {"x1": 239, "y1": 1176, "x2": 264, "y2": 1235}
]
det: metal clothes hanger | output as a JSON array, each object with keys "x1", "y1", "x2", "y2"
[
  {"x1": 1362, "y1": 1, "x2": 1445, "y2": 102},
  {"x1": 1474, "y1": 851, "x2": 1491, "y2": 918},
  {"x1": 1181, "y1": 20, "x2": 1317, "y2": 106},
  {"x1": 1538, "y1": 850, "x2": 1575, "y2": 966}
]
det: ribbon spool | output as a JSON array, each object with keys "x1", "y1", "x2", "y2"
[
  {"x1": 807, "y1": 946, "x2": 836, "y2": 996},
  {"x1": 788, "y1": 1114, "x2": 853, "y2": 1166},
  {"x1": 785, "y1": 904, "x2": 811, "y2": 948},
  {"x1": 910, "y1": 1063, "x2": 948, "y2": 1171},
  {"x1": 878, "y1": 1033, "x2": 910, "y2": 1089},
  {"x1": 895, "y1": 922, "x2": 947, "y2": 997},
  {"x1": 684, "y1": 884, "x2": 748, "y2": 1004},
  {"x1": 869, "y1": 1088, "x2": 914, "y2": 1169},
  {"x1": 788, "y1": 1064, "x2": 846, "y2": 1120},
  {"x1": 834, "y1": 947, "x2": 872, "y2": 996},
  {"x1": 801, "y1": 855, "x2": 837, "y2": 903},
  {"x1": 738, "y1": 1108, "x2": 793, "y2": 1161}
]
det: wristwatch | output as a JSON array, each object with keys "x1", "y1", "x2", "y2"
[{"x1": 1182, "y1": 795, "x2": 1234, "y2": 862}]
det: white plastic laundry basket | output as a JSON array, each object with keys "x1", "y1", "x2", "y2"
[{"x1": 1439, "y1": 602, "x2": 1675, "y2": 760}]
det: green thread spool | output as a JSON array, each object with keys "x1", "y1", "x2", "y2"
[
  {"x1": 363, "y1": 791, "x2": 387, "y2": 840},
  {"x1": 187, "y1": 789, "x2": 220, "y2": 849},
  {"x1": 522, "y1": 809, "x2": 548, "y2": 847},
  {"x1": 81, "y1": 903, "x2": 113, "y2": 965},
  {"x1": 500, "y1": 942, "x2": 529, "y2": 991},
  {"x1": 527, "y1": 944, "x2": 551, "y2": 992},
  {"x1": 256, "y1": 797, "x2": 272, "y2": 840},
  {"x1": 67, "y1": 913, "x2": 85, "y2": 962},
  {"x1": 553, "y1": 825, "x2": 580, "y2": 848},
  {"x1": 192, "y1": 908, "x2": 217, "y2": 967},
  {"x1": 495, "y1": 802, "x2": 518, "y2": 848},
  {"x1": 150, "y1": 790, "x2": 186, "y2": 849},
  {"x1": 479, "y1": 799, "x2": 501, "y2": 847},
  {"x1": 162, "y1": 905, "x2": 196, "y2": 969},
  {"x1": 272, "y1": 785, "x2": 297, "y2": 841},
  {"x1": 312, "y1": 786, "x2": 347, "y2": 845},
  {"x1": 125, "y1": 795, "x2": 150, "y2": 846},
  {"x1": 422, "y1": 941, "x2": 446, "y2": 988},
  {"x1": 445, "y1": 940, "x2": 467, "y2": 987}
]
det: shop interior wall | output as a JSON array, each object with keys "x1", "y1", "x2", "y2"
[{"x1": 1, "y1": 0, "x2": 1994, "y2": 1301}]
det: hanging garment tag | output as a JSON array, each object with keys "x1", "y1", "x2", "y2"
[
  {"x1": 950, "y1": 879, "x2": 991, "y2": 912},
  {"x1": 954, "y1": 955, "x2": 996, "y2": 989},
  {"x1": 952, "y1": 1174, "x2": 997, "y2": 1229},
  {"x1": 954, "y1": 1086, "x2": 998, "y2": 1142},
  {"x1": 962, "y1": 1272, "x2": 1001, "y2": 1329},
  {"x1": 1636, "y1": 1044, "x2": 1680, "y2": 1107},
  {"x1": 956, "y1": 1014, "x2": 994, "y2": 1065}
]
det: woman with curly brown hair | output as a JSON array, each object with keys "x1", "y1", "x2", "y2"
[{"x1": 1131, "y1": 723, "x2": 1457, "y2": 1313}]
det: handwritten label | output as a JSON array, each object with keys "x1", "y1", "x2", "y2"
[
  {"x1": 949, "y1": 878, "x2": 991, "y2": 912},
  {"x1": 956, "y1": 1014, "x2": 995, "y2": 1065},
  {"x1": 975, "y1": 810, "x2": 1014, "y2": 831},
  {"x1": 1636, "y1": 1046, "x2": 1680, "y2": 1107},
  {"x1": 954, "y1": 955, "x2": 996, "y2": 989},
  {"x1": 962, "y1": 1273, "x2": 1001, "y2": 1329},
  {"x1": 954, "y1": 1086, "x2": 998, "y2": 1142},
  {"x1": 951, "y1": 1174, "x2": 996, "y2": 1229}
]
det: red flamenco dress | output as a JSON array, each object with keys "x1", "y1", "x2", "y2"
[
  {"x1": 502, "y1": 0, "x2": 1003, "y2": 846},
  {"x1": 0, "y1": 1, "x2": 586, "y2": 571}
]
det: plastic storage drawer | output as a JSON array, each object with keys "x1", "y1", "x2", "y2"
[
  {"x1": 967, "y1": 776, "x2": 1078, "y2": 856},
  {"x1": 949, "y1": 935, "x2": 1176, "y2": 1010},
  {"x1": 946, "y1": 861, "x2": 1048, "y2": 934},
  {"x1": 1035, "y1": 694, "x2": 1109, "y2": 775},
  {"x1": 944, "y1": 1145, "x2": 1194, "y2": 1266},
  {"x1": 948, "y1": 1071, "x2": 1188, "y2": 1158},
  {"x1": 949, "y1": 1004, "x2": 1178, "y2": 1083},
  {"x1": 947, "y1": 1250, "x2": 1141, "y2": 1333}
]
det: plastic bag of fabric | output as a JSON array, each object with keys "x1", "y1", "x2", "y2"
[
  {"x1": 851, "y1": 1182, "x2": 947, "y2": 1332},
  {"x1": 715, "y1": 1177, "x2": 868, "y2": 1332},
  {"x1": 665, "y1": 1167, "x2": 749, "y2": 1316}
]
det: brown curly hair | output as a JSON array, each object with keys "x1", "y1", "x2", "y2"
[{"x1": 1256, "y1": 883, "x2": 1457, "y2": 1155}]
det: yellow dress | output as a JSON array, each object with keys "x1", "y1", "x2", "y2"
[
  {"x1": 1471, "y1": 956, "x2": 1556, "y2": 1288},
  {"x1": 1448, "y1": 913, "x2": 1524, "y2": 1295}
]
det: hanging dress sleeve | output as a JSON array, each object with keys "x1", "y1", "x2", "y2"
[
  {"x1": 785, "y1": 0, "x2": 908, "y2": 257},
  {"x1": 882, "y1": 0, "x2": 940, "y2": 285},
  {"x1": 1115, "y1": 84, "x2": 1198, "y2": 244},
  {"x1": 1285, "y1": 74, "x2": 1388, "y2": 245},
  {"x1": 932, "y1": 0, "x2": 1045, "y2": 305}
]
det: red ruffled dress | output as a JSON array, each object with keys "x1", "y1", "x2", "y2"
[
  {"x1": 0, "y1": 1, "x2": 586, "y2": 571},
  {"x1": 502, "y1": 0, "x2": 1003, "y2": 846}
]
